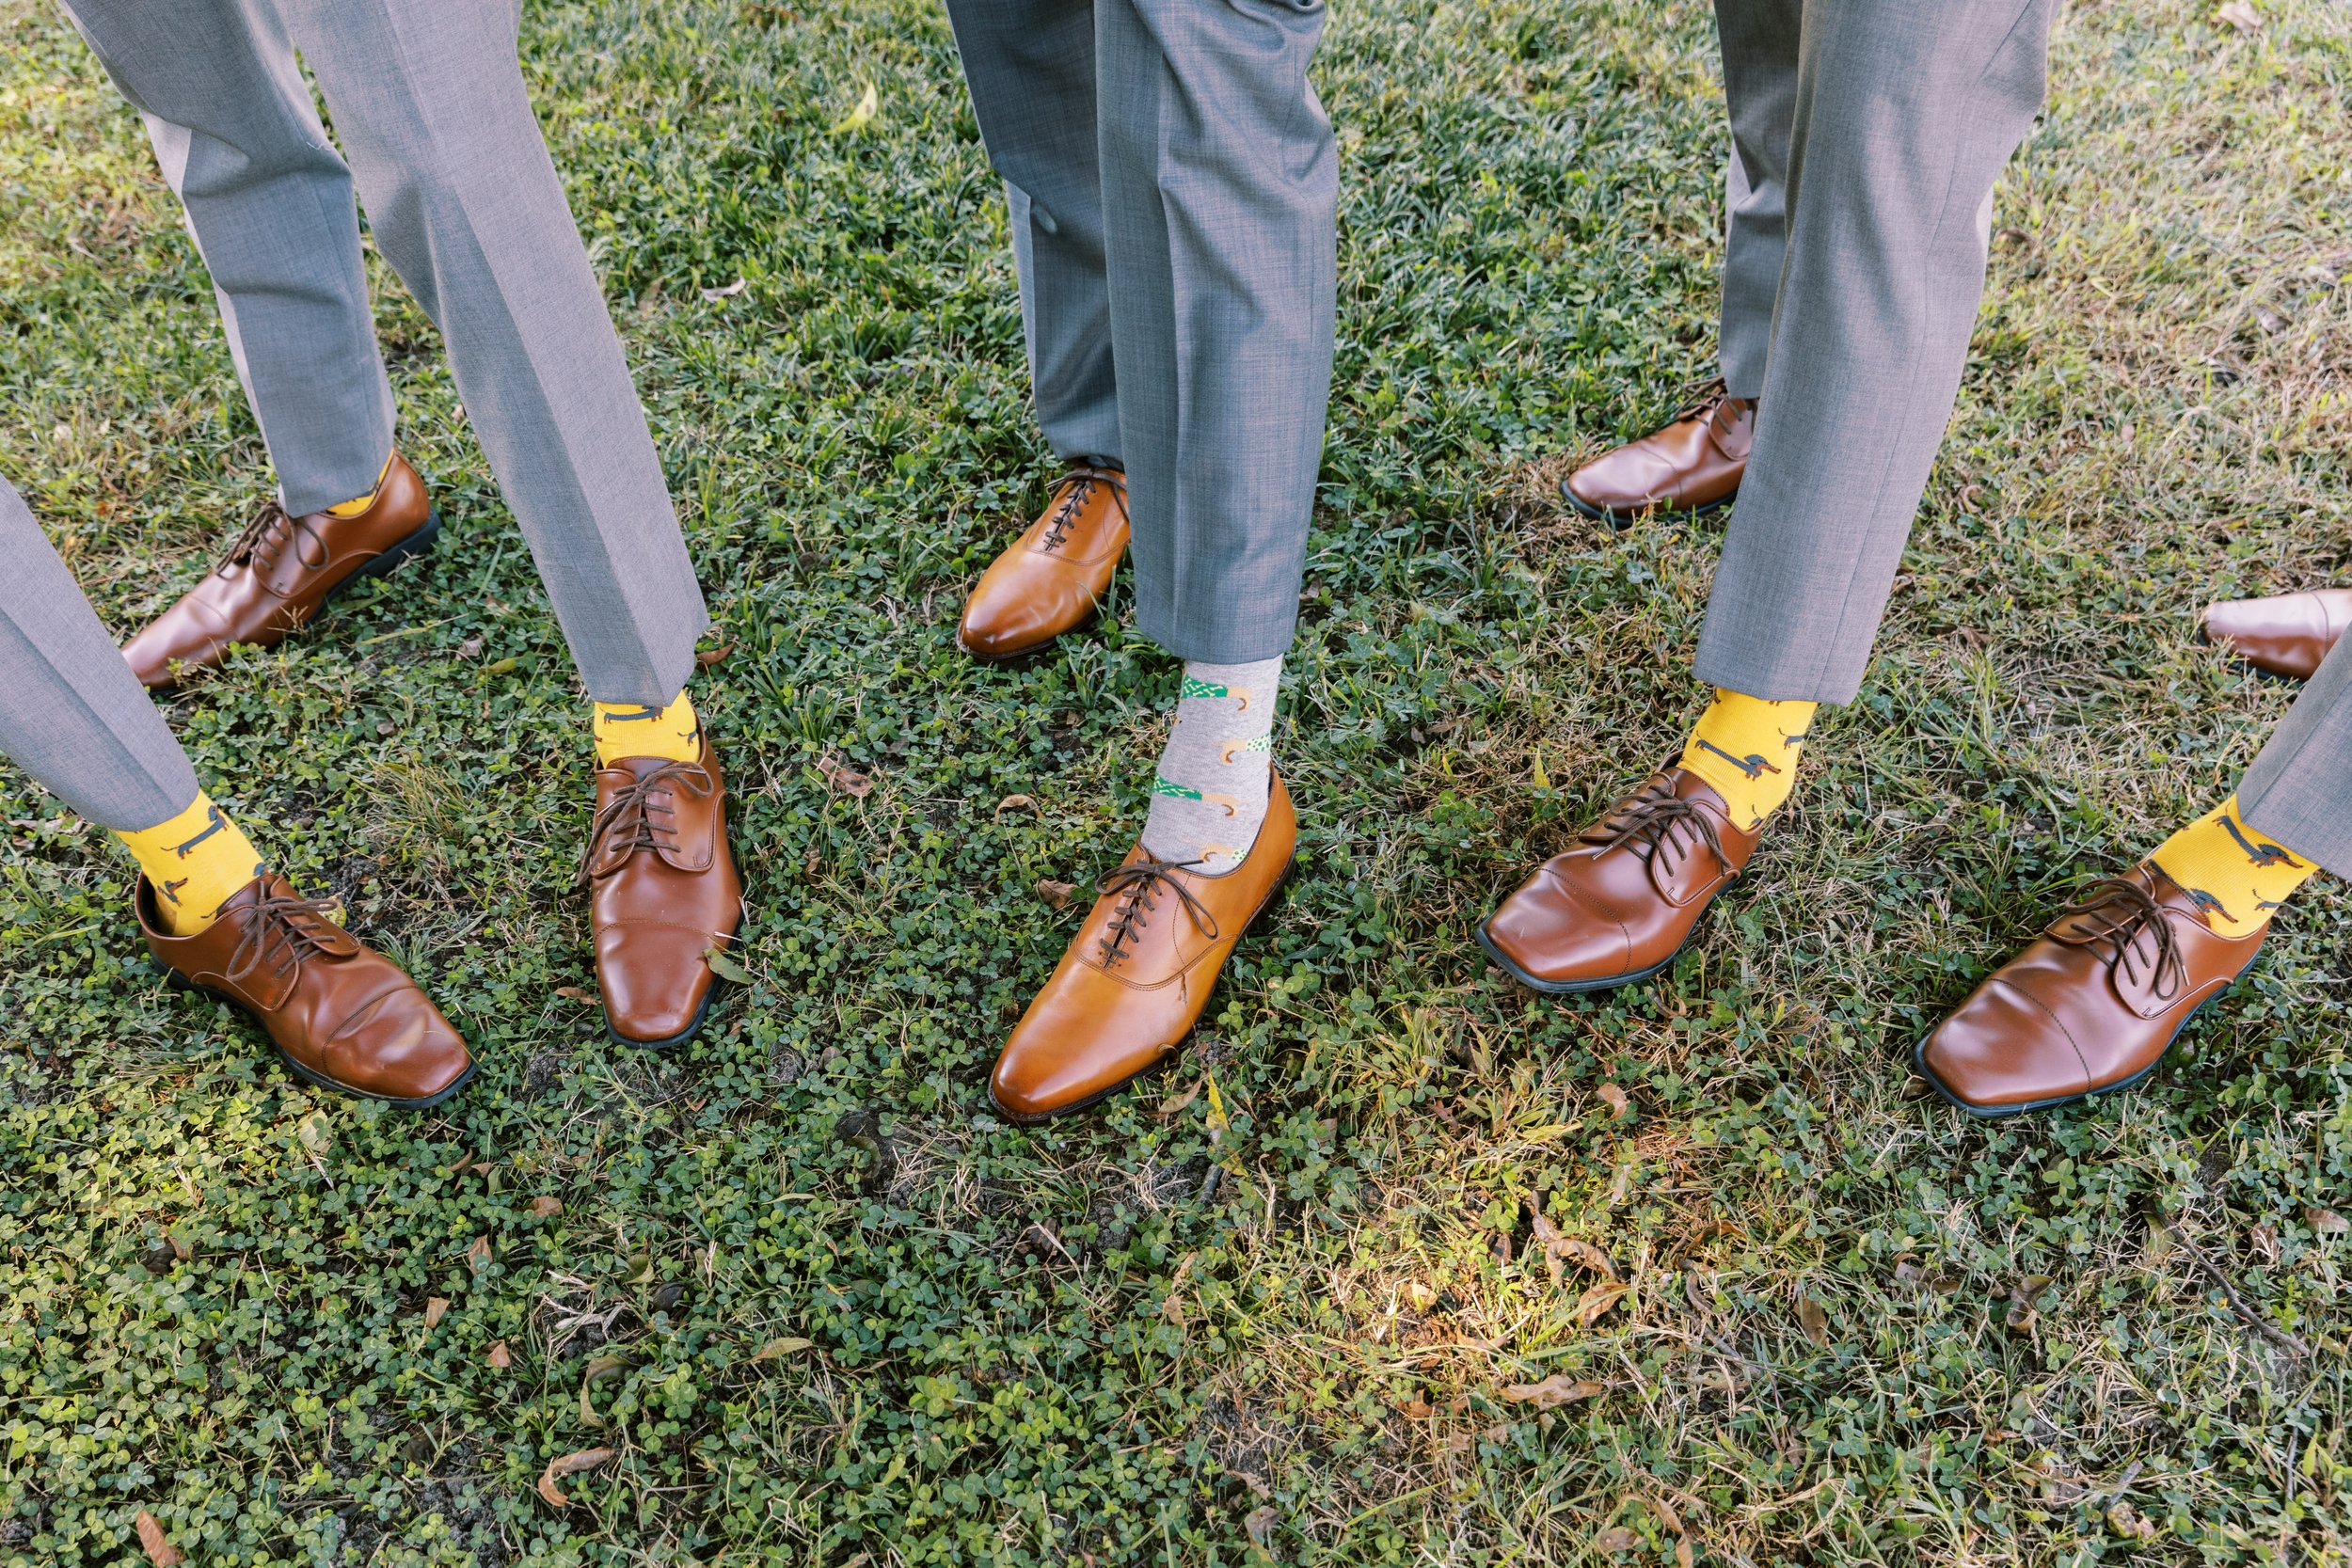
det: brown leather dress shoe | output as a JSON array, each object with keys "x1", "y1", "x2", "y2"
[
  {"x1": 1917, "y1": 864, "x2": 2264, "y2": 1117},
  {"x1": 140, "y1": 873, "x2": 474, "y2": 1107},
  {"x1": 123, "y1": 452, "x2": 441, "y2": 689},
  {"x1": 1562, "y1": 382, "x2": 1754, "y2": 522},
  {"x1": 2200, "y1": 588, "x2": 2351, "y2": 682},
  {"x1": 583, "y1": 745, "x2": 745, "y2": 1049},
  {"x1": 1479, "y1": 766, "x2": 1759, "y2": 993},
  {"x1": 989, "y1": 773, "x2": 1297, "y2": 1122},
  {"x1": 957, "y1": 464, "x2": 1129, "y2": 660}
]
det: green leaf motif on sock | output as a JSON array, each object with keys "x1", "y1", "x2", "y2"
[
  {"x1": 1179, "y1": 676, "x2": 1230, "y2": 701},
  {"x1": 1152, "y1": 774, "x2": 1204, "y2": 802}
]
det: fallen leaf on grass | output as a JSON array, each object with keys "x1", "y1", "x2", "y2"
[
  {"x1": 1577, "y1": 1280, "x2": 1629, "y2": 1327},
  {"x1": 296, "y1": 1109, "x2": 332, "y2": 1155},
  {"x1": 1499, "y1": 1374, "x2": 1605, "y2": 1409},
  {"x1": 1597, "y1": 1084, "x2": 1631, "y2": 1119},
  {"x1": 1036, "y1": 878, "x2": 1077, "y2": 910},
  {"x1": 2216, "y1": 0, "x2": 2261, "y2": 30},
  {"x1": 829, "y1": 82, "x2": 879, "y2": 135},
  {"x1": 467, "y1": 1235, "x2": 491, "y2": 1270},
  {"x1": 2106, "y1": 1499, "x2": 2158, "y2": 1542},
  {"x1": 1565, "y1": 1239, "x2": 1620, "y2": 1281},
  {"x1": 135, "y1": 1510, "x2": 183, "y2": 1566},
  {"x1": 1243, "y1": 1505, "x2": 1279, "y2": 1551},
  {"x1": 2306, "y1": 1207, "x2": 2347, "y2": 1234},
  {"x1": 554, "y1": 986, "x2": 595, "y2": 1003},
  {"x1": 699, "y1": 277, "x2": 746, "y2": 301},
  {"x1": 705, "y1": 945, "x2": 755, "y2": 985},
  {"x1": 2005, "y1": 1274, "x2": 2053, "y2": 1330},
  {"x1": 1595, "y1": 1527, "x2": 1641, "y2": 1552},
  {"x1": 818, "y1": 755, "x2": 872, "y2": 796},
  {"x1": 487, "y1": 1341, "x2": 513, "y2": 1369},
  {"x1": 1154, "y1": 1080, "x2": 1201, "y2": 1117},
  {"x1": 532, "y1": 1196, "x2": 563, "y2": 1219},
  {"x1": 1796, "y1": 1296, "x2": 1829, "y2": 1345},
  {"x1": 536, "y1": 1448, "x2": 616, "y2": 1507},
  {"x1": 994, "y1": 793, "x2": 1038, "y2": 816},
  {"x1": 750, "y1": 1336, "x2": 814, "y2": 1362},
  {"x1": 695, "y1": 642, "x2": 733, "y2": 666},
  {"x1": 423, "y1": 1297, "x2": 449, "y2": 1329}
]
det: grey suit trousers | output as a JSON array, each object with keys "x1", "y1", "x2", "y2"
[
  {"x1": 0, "y1": 474, "x2": 199, "y2": 832},
  {"x1": 943, "y1": 0, "x2": 1338, "y2": 663},
  {"x1": 1694, "y1": 0, "x2": 2351, "y2": 874},
  {"x1": 60, "y1": 0, "x2": 707, "y2": 708}
]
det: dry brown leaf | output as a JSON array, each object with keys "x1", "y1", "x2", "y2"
[
  {"x1": 135, "y1": 1510, "x2": 184, "y2": 1567},
  {"x1": 167, "y1": 1231, "x2": 192, "y2": 1263},
  {"x1": 2216, "y1": 0, "x2": 2262, "y2": 30},
  {"x1": 1243, "y1": 1505, "x2": 1279, "y2": 1551},
  {"x1": 699, "y1": 277, "x2": 747, "y2": 301},
  {"x1": 1161, "y1": 1292, "x2": 1188, "y2": 1327},
  {"x1": 423, "y1": 1297, "x2": 449, "y2": 1329},
  {"x1": 2306, "y1": 1207, "x2": 2348, "y2": 1234},
  {"x1": 2250, "y1": 1224, "x2": 2280, "y2": 1263},
  {"x1": 532, "y1": 1196, "x2": 563, "y2": 1219},
  {"x1": 487, "y1": 1340, "x2": 513, "y2": 1369},
  {"x1": 750, "y1": 1336, "x2": 814, "y2": 1361},
  {"x1": 1676, "y1": 1540, "x2": 1694, "y2": 1568},
  {"x1": 554, "y1": 986, "x2": 595, "y2": 1003},
  {"x1": 2106, "y1": 1498, "x2": 2158, "y2": 1542},
  {"x1": 1595, "y1": 1527, "x2": 1642, "y2": 1552},
  {"x1": 695, "y1": 642, "x2": 733, "y2": 667},
  {"x1": 1036, "y1": 878, "x2": 1078, "y2": 910},
  {"x1": 467, "y1": 1235, "x2": 491, "y2": 1270},
  {"x1": 818, "y1": 755, "x2": 872, "y2": 796},
  {"x1": 1649, "y1": 1495, "x2": 1685, "y2": 1535},
  {"x1": 1796, "y1": 1296, "x2": 1829, "y2": 1345},
  {"x1": 1577, "y1": 1279, "x2": 1629, "y2": 1327},
  {"x1": 1397, "y1": 1395, "x2": 1435, "y2": 1419},
  {"x1": 536, "y1": 1447, "x2": 616, "y2": 1507},
  {"x1": 1565, "y1": 1239, "x2": 1621, "y2": 1282},
  {"x1": 1597, "y1": 1084, "x2": 1631, "y2": 1119},
  {"x1": 1499, "y1": 1374, "x2": 1605, "y2": 1409},
  {"x1": 994, "y1": 793, "x2": 1039, "y2": 816},
  {"x1": 1155, "y1": 1080, "x2": 1202, "y2": 1118},
  {"x1": 1405, "y1": 1279, "x2": 1438, "y2": 1311}
]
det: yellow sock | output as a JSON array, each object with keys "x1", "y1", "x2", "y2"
[
  {"x1": 1677, "y1": 688, "x2": 1818, "y2": 830},
  {"x1": 117, "y1": 793, "x2": 267, "y2": 936},
  {"x1": 321, "y1": 452, "x2": 396, "y2": 518},
  {"x1": 2147, "y1": 794, "x2": 2315, "y2": 938},
  {"x1": 594, "y1": 689, "x2": 703, "y2": 767}
]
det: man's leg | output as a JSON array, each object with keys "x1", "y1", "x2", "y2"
[
  {"x1": 0, "y1": 471, "x2": 470, "y2": 1104},
  {"x1": 943, "y1": 0, "x2": 1133, "y2": 662},
  {"x1": 60, "y1": 0, "x2": 390, "y2": 518},
  {"x1": 1694, "y1": 0, "x2": 2058, "y2": 704},
  {"x1": 2234, "y1": 634, "x2": 2352, "y2": 878},
  {"x1": 985, "y1": 0, "x2": 1337, "y2": 1124}
]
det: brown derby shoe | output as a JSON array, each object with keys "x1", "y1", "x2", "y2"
[
  {"x1": 583, "y1": 744, "x2": 744, "y2": 1049},
  {"x1": 990, "y1": 772, "x2": 1297, "y2": 1122},
  {"x1": 957, "y1": 464, "x2": 1129, "y2": 660},
  {"x1": 2200, "y1": 588, "x2": 2351, "y2": 683},
  {"x1": 1562, "y1": 382, "x2": 1754, "y2": 522},
  {"x1": 1479, "y1": 766, "x2": 1759, "y2": 994},
  {"x1": 141, "y1": 873, "x2": 474, "y2": 1107},
  {"x1": 124, "y1": 452, "x2": 441, "y2": 689},
  {"x1": 1917, "y1": 864, "x2": 2264, "y2": 1118}
]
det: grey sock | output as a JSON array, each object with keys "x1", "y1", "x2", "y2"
[{"x1": 1140, "y1": 657, "x2": 1281, "y2": 875}]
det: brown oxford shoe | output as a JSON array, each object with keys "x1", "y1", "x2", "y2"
[
  {"x1": 990, "y1": 773, "x2": 1296, "y2": 1122},
  {"x1": 2200, "y1": 588, "x2": 2351, "y2": 683},
  {"x1": 123, "y1": 452, "x2": 441, "y2": 689},
  {"x1": 957, "y1": 463, "x2": 1129, "y2": 660},
  {"x1": 141, "y1": 873, "x2": 474, "y2": 1107},
  {"x1": 1917, "y1": 864, "x2": 2264, "y2": 1117},
  {"x1": 1562, "y1": 382, "x2": 1754, "y2": 522},
  {"x1": 1479, "y1": 765, "x2": 1759, "y2": 994},
  {"x1": 583, "y1": 744, "x2": 745, "y2": 1049}
]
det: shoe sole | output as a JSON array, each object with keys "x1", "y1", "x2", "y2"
[
  {"x1": 1471, "y1": 875, "x2": 1738, "y2": 996},
  {"x1": 1911, "y1": 949, "x2": 2264, "y2": 1119},
  {"x1": 987, "y1": 856, "x2": 1298, "y2": 1125},
  {"x1": 956, "y1": 628, "x2": 1066, "y2": 664},
  {"x1": 155, "y1": 961, "x2": 478, "y2": 1110},
  {"x1": 1559, "y1": 482, "x2": 1736, "y2": 526}
]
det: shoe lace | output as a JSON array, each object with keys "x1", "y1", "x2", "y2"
[
  {"x1": 221, "y1": 886, "x2": 344, "y2": 989},
  {"x1": 221, "y1": 500, "x2": 331, "y2": 577},
  {"x1": 2050, "y1": 876, "x2": 2188, "y2": 1004},
  {"x1": 579, "y1": 760, "x2": 713, "y2": 884},
  {"x1": 1037, "y1": 466, "x2": 1126, "y2": 553},
  {"x1": 1589, "y1": 778, "x2": 1732, "y2": 880},
  {"x1": 1667, "y1": 378, "x2": 1732, "y2": 427},
  {"x1": 1095, "y1": 857, "x2": 1219, "y2": 970}
]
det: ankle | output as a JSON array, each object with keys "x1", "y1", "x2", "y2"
[
  {"x1": 594, "y1": 689, "x2": 703, "y2": 767},
  {"x1": 118, "y1": 793, "x2": 266, "y2": 936},
  {"x1": 1677, "y1": 689, "x2": 1814, "y2": 830}
]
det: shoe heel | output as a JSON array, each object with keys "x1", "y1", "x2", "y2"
[{"x1": 359, "y1": 508, "x2": 443, "y2": 580}]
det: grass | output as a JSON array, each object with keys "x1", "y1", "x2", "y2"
[{"x1": 1, "y1": 0, "x2": 2347, "y2": 1561}]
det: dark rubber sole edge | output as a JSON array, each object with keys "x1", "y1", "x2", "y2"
[
  {"x1": 1559, "y1": 481, "x2": 1737, "y2": 526},
  {"x1": 1911, "y1": 951, "x2": 2264, "y2": 1119},
  {"x1": 157, "y1": 963, "x2": 478, "y2": 1110},
  {"x1": 986, "y1": 856, "x2": 1299, "y2": 1125}
]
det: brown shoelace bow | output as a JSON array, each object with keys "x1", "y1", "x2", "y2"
[
  {"x1": 221, "y1": 887, "x2": 346, "y2": 988},
  {"x1": 2051, "y1": 877, "x2": 2189, "y2": 1003},
  {"x1": 1038, "y1": 466, "x2": 1126, "y2": 553},
  {"x1": 222, "y1": 500, "x2": 331, "y2": 578},
  {"x1": 579, "y1": 760, "x2": 714, "y2": 884},
  {"x1": 1667, "y1": 378, "x2": 1734, "y2": 427},
  {"x1": 1095, "y1": 857, "x2": 1219, "y2": 969},
  {"x1": 1590, "y1": 779, "x2": 1732, "y2": 880}
]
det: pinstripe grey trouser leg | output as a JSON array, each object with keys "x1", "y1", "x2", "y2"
[
  {"x1": 2237, "y1": 637, "x2": 2352, "y2": 878},
  {"x1": 1692, "y1": 0, "x2": 2058, "y2": 705},
  {"x1": 944, "y1": 0, "x2": 1339, "y2": 663},
  {"x1": 0, "y1": 474, "x2": 199, "y2": 832},
  {"x1": 62, "y1": 0, "x2": 708, "y2": 707},
  {"x1": 1714, "y1": 0, "x2": 1801, "y2": 402}
]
